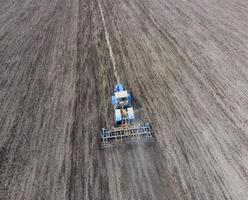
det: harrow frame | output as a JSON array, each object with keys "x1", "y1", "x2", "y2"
[{"x1": 100, "y1": 123, "x2": 154, "y2": 146}]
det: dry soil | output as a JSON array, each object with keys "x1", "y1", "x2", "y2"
[{"x1": 0, "y1": 0, "x2": 248, "y2": 199}]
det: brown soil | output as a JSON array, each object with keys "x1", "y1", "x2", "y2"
[{"x1": 0, "y1": 0, "x2": 248, "y2": 199}]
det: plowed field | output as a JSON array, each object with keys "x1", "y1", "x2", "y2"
[{"x1": 0, "y1": 0, "x2": 248, "y2": 199}]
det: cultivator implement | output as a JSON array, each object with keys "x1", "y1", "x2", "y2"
[{"x1": 101, "y1": 123, "x2": 154, "y2": 146}]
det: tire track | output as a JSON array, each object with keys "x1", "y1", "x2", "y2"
[{"x1": 97, "y1": 0, "x2": 120, "y2": 83}]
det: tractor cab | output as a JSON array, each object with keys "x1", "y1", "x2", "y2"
[{"x1": 112, "y1": 84, "x2": 131, "y2": 109}]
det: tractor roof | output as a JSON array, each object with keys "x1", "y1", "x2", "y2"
[{"x1": 115, "y1": 91, "x2": 128, "y2": 99}]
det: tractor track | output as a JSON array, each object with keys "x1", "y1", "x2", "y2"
[
  {"x1": 97, "y1": 0, "x2": 119, "y2": 83},
  {"x1": 0, "y1": 0, "x2": 248, "y2": 199}
]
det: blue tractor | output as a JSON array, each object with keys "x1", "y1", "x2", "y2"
[
  {"x1": 111, "y1": 84, "x2": 134, "y2": 125},
  {"x1": 100, "y1": 83, "x2": 154, "y2": 145}
]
